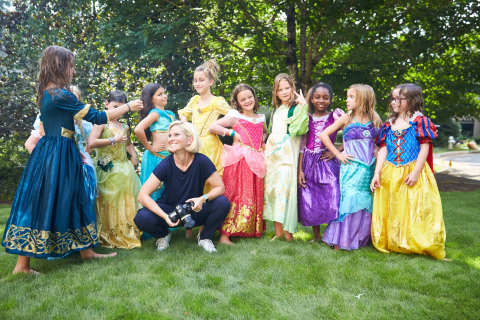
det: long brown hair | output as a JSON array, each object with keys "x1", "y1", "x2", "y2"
[
  {"x1": 272, "y1": 73, "x2": 296, "y2": 108},
  {"x1": 230, "y1": 83, "x2": 260, "y2": 113},
  {"x1": 389, "y1": 83, "x2": 424, "y2": 124},
  {"x1": 347, "y1": 84, "x2": 382, "y2": 127},
  {"x1": 37, "y1": 46, "x2": 75, "y2": 107}
]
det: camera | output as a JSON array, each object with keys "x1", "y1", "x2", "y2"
[{"x1": 167, "y1": 202, "x2": 196, "y2": 229}]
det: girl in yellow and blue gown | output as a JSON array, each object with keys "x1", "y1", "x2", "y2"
[
  {"x1": 135, "y1": 83, "x2": 175, "y2": 201},
  {"x1": 370, "y1": 83, "x2": 445, "y2": 260},
  {"x1": 1, "y1": 46, "x2": 142, "y2": 274},
  {"x1": 89, "y1": 91, "x2": 142, "y2": 249},
  {"x1": 178, "y1": 59, "x2": 231, "y2": 175}
]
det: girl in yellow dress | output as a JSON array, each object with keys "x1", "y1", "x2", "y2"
[
  {"x1": 370, "y1": 83, "x2": 446, "y2": 260},
  {"x1": 178, "y1": 59, "x2": 231, "y2": 175},
  {"x1": 89, "y1": 91, "x2": 142, "y2": 249}
]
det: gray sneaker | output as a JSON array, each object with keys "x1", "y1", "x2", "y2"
[
  {"x1": 198, "y1": 239, "x2": 217, "y2": 253},
  {"x1": 155, "y1": 234, "x2": 171, "y2": 251}
]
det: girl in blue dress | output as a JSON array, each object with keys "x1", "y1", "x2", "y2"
[
  {"x1": 135, "y1": 83, "x2": 176, "y2": 200},
  {"x1": 1, "y1": 46, "x2": 143, "y2": 274}
]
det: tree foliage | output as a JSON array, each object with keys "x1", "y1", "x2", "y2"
[{"x1": 1, "y1": 0, "x2": 479, "y2": 173}]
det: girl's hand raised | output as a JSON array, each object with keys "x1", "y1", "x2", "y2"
[
  {"x1": 336, "y1": 152, "x2": 354, "y2": 165},
  {"x1": 293, "y1": 90, "x2": 307, "y2": 106},
  {"x1": 127, "y1": 100, "x2": 143, "y2": 112}
]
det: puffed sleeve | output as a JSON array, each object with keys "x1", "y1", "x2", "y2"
[
  {"x1": 214, "y1": 96, "x2": 231, "y2": 115},
  {"x1": 286, "y1": 104, "x2": 309, "y2": 136},
  {"x1": 332, "y1": 108, "x2": 345, "y2": 121},
  {"x1": 52, "y1": 89, "x2": 108, "y2": 125},
  {"x1": 178, "y1": 96, "x2": 195, "y2": 121},
  {"x1": 412, "y1": 115, "x2": 437, "y2": 144},
  {"x1": 376, "y1": 122, "x2": 390, "y2": 147}
]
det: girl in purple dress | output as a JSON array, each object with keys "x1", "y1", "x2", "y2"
[
  {"x1": 298, "y1": 83, "x2": 344, "y2": 241},
  {"x1": 320, "y1": 84, "x2": 382, "y2": 250}
]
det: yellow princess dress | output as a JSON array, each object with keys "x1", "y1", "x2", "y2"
[
  {"x1": 95, "y1": 123, "x2": 142, "y2": 249},
  {"x1": 178, "y1": 95, "x2": 230, "y2": 175},
  {"x1": 372, "y1": 112, "x2": 445, "y2": 260}
]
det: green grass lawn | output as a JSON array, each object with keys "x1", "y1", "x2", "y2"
[{"x1": 1, "y1": 191, "x2": 479, "y2": 320}]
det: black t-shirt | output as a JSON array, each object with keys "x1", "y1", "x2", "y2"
[{"x1": 153, "y1": 153, "x2": 217, "y2": 206}]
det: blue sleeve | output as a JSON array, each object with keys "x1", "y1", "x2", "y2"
[{"x1": 52, "y1": 89, "x2": 108, "y2": 125}]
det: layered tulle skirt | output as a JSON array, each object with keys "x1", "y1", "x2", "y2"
[
  {"x1": 96, "y1": 159, "x2": 141, "y2": 249},
  {"x1": 298, "y1": 150, "x2": 340, "y2": 226},
  {"x1": 323, "y1": 159, "x2": 375, "y2": 250},
  {"x1": 2, "y1": 136, "x2": 99, "y2": 258},
  {"x1": 371, "y1": 161, "x2": 446, "y2": 260}
]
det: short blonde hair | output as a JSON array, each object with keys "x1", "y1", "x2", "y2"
[{"x1": 168, "y1": 121, "x2": 201, "y2": 153}]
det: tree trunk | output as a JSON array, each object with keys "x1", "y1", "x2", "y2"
[
  {"x1": 286, "y1": 0, "x2": 298, "y2": 85},
  {"x1": 298, "y1": 0, "x2": 307, "y2": 92}
]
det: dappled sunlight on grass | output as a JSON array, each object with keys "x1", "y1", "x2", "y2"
[{"x1": 465, "y1": 256, "x2": 480, "y2": 270}]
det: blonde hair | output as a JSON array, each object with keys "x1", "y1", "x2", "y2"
[
  {"x1": 272, "y1": 73, "x2": 296, "y2": 108},
  {"x1": 195, "y1": 59, "x2": 220, "y2": 84},
  {"x1": 347, "y1": 84, "x2": 382, "y2": 127},
  {"x1": 168, "y1": 121, "x2": 201, "y2": 153}
]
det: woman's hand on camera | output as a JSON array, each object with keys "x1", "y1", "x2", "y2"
[
  {"x1": 165, "y1": 215, "x2": 180, "y2": 227},
  {"x1": 186, "y1": 196, "x2": 205, "y2": 212}
]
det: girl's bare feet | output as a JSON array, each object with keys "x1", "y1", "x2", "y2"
[
  {"x1": 13, "y1": 267, "x2": 40, "y2": 275},
  {"x1": 12, "y1": 256, "x2": 38, "y2": 275},
  {"x1": 219, "y1": 234, "x2": 235, "y2": 245},
  {"x1": 80, "y1": 248, "x2": 117, "y2": 260},
  {"x1": 284, "y1": 231, "x2": 293, "y2": 242}
]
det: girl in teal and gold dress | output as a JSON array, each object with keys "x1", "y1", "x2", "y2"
[
  {"x1": 1, "y1": 46, "x2": 142, "y2": 274},
  {"x1": 135, "y1": 83, "x2": 176, "y2": 201},
  {"x1": 89, "y1": 91, "x2": 142, "y2": 249}
]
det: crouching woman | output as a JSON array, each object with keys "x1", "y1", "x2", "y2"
[{"x1": 134, "y1": 121, "x2": 230, "y2": 253}]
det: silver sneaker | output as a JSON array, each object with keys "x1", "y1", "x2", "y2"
[
  {"x1": 198, "y1": 239, "x2": 217, "y2": 253},
  {"x1": 155, "y1": 234, "x2": 171, "y2": 251}
]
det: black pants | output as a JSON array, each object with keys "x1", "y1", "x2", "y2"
[{"x1": 134, "y1": 196, "x2": 230, "y2": 240}]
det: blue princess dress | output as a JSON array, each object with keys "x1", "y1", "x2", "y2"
[
  {"x1": 1, "y1": 88, "x2": 108, "y2": 258},
  {"x1": 139, "y1": 108, "x2": 175, "y2": 200}
]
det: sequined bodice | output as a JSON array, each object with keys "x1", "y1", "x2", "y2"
[
  {"x1": 233, "y1": 119, "x2": 264, "y2": 150},
  {"x1": 343, "y1": 122, "x2": 377, "y2": 164}
]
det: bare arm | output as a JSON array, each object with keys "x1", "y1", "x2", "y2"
[
  {"x1": 134, "y1": 111, "x2": 159, "y2": 152},
  {"x1": 370, "y1": 146, "x2": 387, "y2": 191},
  {"x1": 319, "y1": 114, "x2": 352, "y2": 164},
  {"x1": 126, "y1": 131, "x2": 138, "y2": 167},
  {"x1": 138, "y1": 174, "x2": 179, "y2": 227},
  {"x1": 25, "y1": 134, "x2": 41, "y2": 154},
  {"x1": 405, "y1": 143, "x2": 429, "y2": 186},
  {"x1": 209, "y1": 116, "x2": 237, "y2": 136},
  {"x1": 186, "y1": 171, "x2": 225, "y2": 212},
  {"x1": 105, "y1": 100, "x2": 143, "y2": 121}
]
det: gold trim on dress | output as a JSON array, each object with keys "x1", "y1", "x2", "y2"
[
  {"x1": 2, "y1": 223, "x2": 98, "y2": 256},
  {"x1": 61, "y1": 127, "x2": 75, "y2": 139},
  {"x1": 74, "y1": 104, "x2": 90, "y2": 120}
]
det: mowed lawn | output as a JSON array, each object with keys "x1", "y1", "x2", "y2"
[{"x1": 0, "y1": 190, "x2": 479, "y2": 320}]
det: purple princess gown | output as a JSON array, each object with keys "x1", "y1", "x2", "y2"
[
  {"x1": 322, "y1": 120, "x2": 378, "y2": 250},
  {"x1": 298, "y1": 109, "x2": 344, "y2": 226}
]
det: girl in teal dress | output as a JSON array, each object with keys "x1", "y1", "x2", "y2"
[
  {"x1": 1, "y1": 46, "x2": 142, "y2": 274},
  {"x1": 135, "y1": 83, "x2": 176, "y2": 201}
]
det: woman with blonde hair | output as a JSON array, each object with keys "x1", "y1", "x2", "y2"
[{"x1": 134, "y1": 121, "x2": 230, "y2": 253}]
